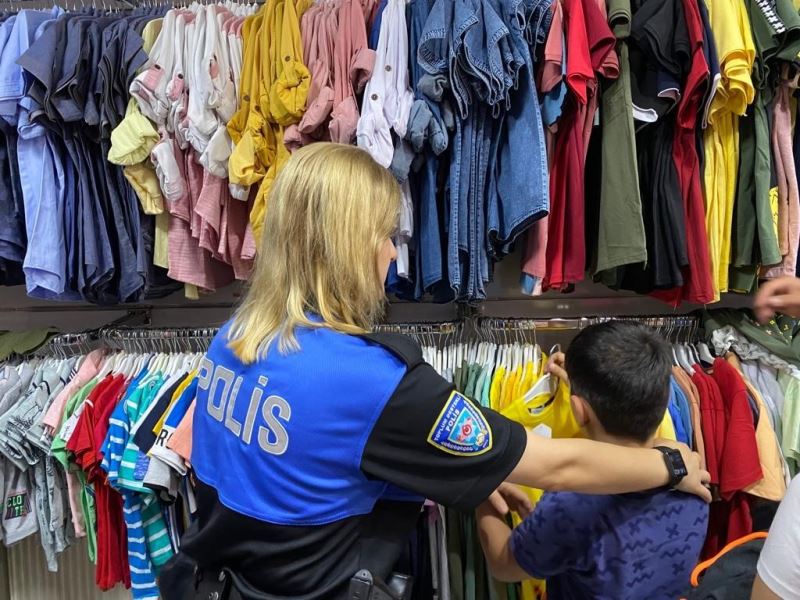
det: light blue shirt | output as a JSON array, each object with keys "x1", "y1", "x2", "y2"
[{"x1": 14, "y1": 11, "x2": 75, "y2": 299}]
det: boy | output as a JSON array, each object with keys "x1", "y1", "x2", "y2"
[{"x1": 478, "y1": 321, "x2": 710, "y2": 600}]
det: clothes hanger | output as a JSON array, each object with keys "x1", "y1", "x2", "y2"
[
  {"x1": 697, "y1": 341, "x2": 715, "y2": 364},
  {"x1": 674, "y1": 343, "x2": 694, "y2": 375},
  {"x1": 96, "y1": 352, "x2": 118, "y2": 379}
]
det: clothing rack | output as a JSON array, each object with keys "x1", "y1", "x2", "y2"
[
  {"x1": 102, "y1": 327, "x2": 217, "y2": 353},
  {"x1": 15, "y1": 313, "x2": 706, "y2": 359},
  {"x1": 371, "y1": 314, "x2": 703, "y2": 346}
]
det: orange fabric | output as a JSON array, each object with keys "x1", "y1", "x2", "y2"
[
  {"x1": 167, "y1": 401, "x2": 195, "y2": 465},
  {"x1": 673, "y1": 366, "x2": 707, "y2": 470},
  {"x1": 689, "y1": 531, "x2": 768, "y2": 587}
]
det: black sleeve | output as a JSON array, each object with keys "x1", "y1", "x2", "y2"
[{"x1": 359, "y1": 338, "x2": 527, "y2": 512}]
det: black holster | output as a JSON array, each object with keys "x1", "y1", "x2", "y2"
[{"x1": 348, "y1": 570, "x2": 413, "y2": 600}]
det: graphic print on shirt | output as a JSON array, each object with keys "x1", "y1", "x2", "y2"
[
  {"x1": 5, "y1": 490, "x2": 31, "y2": 520},
  {"x1": 427, "y1": 392, "x2": 492, "y2": 455},
  {"x1": 198, "y1": 357, "x2": 291, "y2": 455}
]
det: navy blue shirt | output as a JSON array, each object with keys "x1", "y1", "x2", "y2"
[{"x1": 511, "y1": 489, "x2": 709, "y2": 600}]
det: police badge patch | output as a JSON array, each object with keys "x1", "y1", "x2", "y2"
[{"x1": 427, "y1": 392, "x2": 492, "y2": 455}]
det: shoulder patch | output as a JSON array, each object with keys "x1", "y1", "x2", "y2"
[{"x1": 427, "y1": 392, "x2": 492, "y2": 456}]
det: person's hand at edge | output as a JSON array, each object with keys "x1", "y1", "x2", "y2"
[{"x1": 754, "y1": 276, "x2": 800, "y2": 323}]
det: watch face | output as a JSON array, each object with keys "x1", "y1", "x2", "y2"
[
  {"x1": 657, "y1": 446, "x2": 688, "y2": 484},
  {"x1": 669, "y1": 450, "x2": 688, "y2": 478}
]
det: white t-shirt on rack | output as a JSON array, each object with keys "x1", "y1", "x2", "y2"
[{"x1": 757, "y1": 475, "x2": 800, "y2": 599}]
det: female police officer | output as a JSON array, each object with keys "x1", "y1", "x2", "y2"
[{"x1": 160, "y1": 143, "x2": 710, "y2": 600}]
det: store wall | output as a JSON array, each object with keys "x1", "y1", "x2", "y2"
[{"x1": 5, "y1": 538, "x2": 128, "y2": 600}]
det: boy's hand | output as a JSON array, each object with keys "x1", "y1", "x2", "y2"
[
  {"x1": 546, "y1": 352, "x2": 569, "y2": 386},
  {"x1": 487, "y1": 483, "x2": 534, "y2": 518}
]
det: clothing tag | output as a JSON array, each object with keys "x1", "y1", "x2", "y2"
[
  {"x1": 593, "y1": 107, "x2": 600, "y2": 127},
  {"x1": 134, "y1": 453, "x2": 150, "y2": 481},
  {"x1": 531, "y1": 424, "x2": 552, "y2": 439},
  {"x1": 59, "y1": 404, "x2": 86, "y2": 442}
]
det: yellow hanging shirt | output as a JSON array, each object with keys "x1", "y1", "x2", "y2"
[
  {"x1": 501, "y1": 375, "x2": 580, "y2": 600},
  {"x1": 702, "y1": 0, "x2": 755, "y2": 300}
]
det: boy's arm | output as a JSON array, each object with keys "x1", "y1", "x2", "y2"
[
  {"x1": 480, "y1": 490, "x2": 590, "y2": 583},
  {"x1": 476, "y1": 501, "x2": 531, "y2": 582}
]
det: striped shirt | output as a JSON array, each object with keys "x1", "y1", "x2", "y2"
[{"x1": 102, "y1": 369, "x2": 173, "y2": 600}]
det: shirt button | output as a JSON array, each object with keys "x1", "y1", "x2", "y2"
[
  {"x1": 243, "y1": 95, "x2": 250, "y2": 101},
  {"x1": 385, "y1": 65, "x2": 392, "y2": 72},
  {"x1": 285, "y1": 56, "x2": 290, "y2": 62},
  {"x1": 371, "y1": 94, "x2": 378, "y2": 100}
]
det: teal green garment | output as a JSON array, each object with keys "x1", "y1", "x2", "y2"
[
  {"x1": 118, "y1": 372, "x2": 165, "y2": 491},
  {"x1": 464, "y1": 363, "x2": 474, "y2": 398},
  {"x1": 466, "y1": 363, "x2": 480, "y2": 398},
  {"x1": 475, "y1": 366, "x2": 489, "y2": 408},
  {"x1": 507, "y1": 582, "x2": 519, "y2": 600},
  {"x1": 458, "y1": 360, "x2": 469, "y2": 393},
  {"x1": 482, "y1": 366, "x2": 493, "y2": 407}
]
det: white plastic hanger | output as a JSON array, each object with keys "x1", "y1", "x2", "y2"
[
  {"x1": 685, "y1": 343, "x2": 701, "y2": 368},
  {"x1": 96, "y1": 352, "x2": 118, "y2": 379},
  {"x1": 674, "y1": 343, "x2": 694, "y2": 375},
  {"x1": 520, "y1": 372, "x2": 557, "y2": 407},
  {"x1": 697, "y1": 342, "x2": 715, "y2": 365}
]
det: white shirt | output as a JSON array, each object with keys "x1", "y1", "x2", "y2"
[
  {"x1": 757, "y1": 474, "x2": 800, "y2": 599},
  {"x1": 357, "y1": 0, "x2": 414, "y2": 168},
  {"x1": 130, "y1": 9, "x2": 177, "y2": 126},
  {"x1": 356, "y1": 0, "x2": 415, "y2": 279}
]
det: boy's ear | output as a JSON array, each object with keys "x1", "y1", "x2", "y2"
[{"x1": 569, "y1": 394, "x2": 592, "y2": 428}]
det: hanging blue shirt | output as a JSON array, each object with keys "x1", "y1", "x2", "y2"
[{"x1": 668, "y1": 377, "x2": 692, "y2": 446}]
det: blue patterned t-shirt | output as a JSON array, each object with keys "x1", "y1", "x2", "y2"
[{"x1": 510, "y1": 490, "x2": 709, "y2": 600}]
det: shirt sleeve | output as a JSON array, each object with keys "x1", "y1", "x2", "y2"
[
  {"x1": 509, "y1": 492, "x2": 586, "y2": 579},
  {"x1": 757, "y1": 476, "x2": 800, "y2": 598},
  {"x1": 360, "y1": 359, "x2": 527, "y2": 512}
]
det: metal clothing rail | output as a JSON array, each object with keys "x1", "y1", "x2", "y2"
[
  {"x1": 22, "y1": 312, "x2": 705, "y2": 358},
  {"x1": 374, "y1": 313, "x2": 703, "y2": 347}
]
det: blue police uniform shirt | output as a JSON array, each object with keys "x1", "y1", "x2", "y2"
[
  {"x1": 511, "y1": 490, "x2": 710, "y2": 600},
  {"x1": 176, "y1": 320, "x2": 527, "y2": 600},
  {"x1": 193, "y1": 321, "x2": 415, "y2": 525}
]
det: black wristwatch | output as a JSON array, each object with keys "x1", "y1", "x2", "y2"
[{"x1": 655, "y1": 446, "x2": 688, "y2": 488}]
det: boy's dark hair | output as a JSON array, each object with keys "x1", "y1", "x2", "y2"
[{"x1": 564, "y1": 321, "x2": 672, "y2": 443}]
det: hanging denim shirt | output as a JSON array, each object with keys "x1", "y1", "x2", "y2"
[
  {"x1": 488, "y1": 0, "x2": 550, "y2": 257},
  {"x1": 420, "y1": 0, "x2": 551, "y2": 301},
  {"x1": 417, "y1": 0, "x2": 457, "y2": 298}
]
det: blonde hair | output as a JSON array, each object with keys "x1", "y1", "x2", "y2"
[{"x1": 228, "y1": 143, "x2": 401, "y2": 363}]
